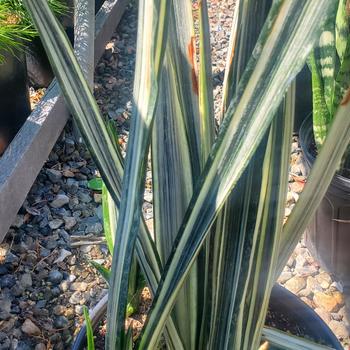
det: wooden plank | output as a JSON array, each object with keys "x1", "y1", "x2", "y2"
[{"x1": 0, "y1": 0, "x2": 129, "y2": 241}]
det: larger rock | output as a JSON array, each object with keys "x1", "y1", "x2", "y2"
[
  {"x1": 50, "y1": 194, "x2": 70, "y2": 208},
  {"x1": 21, "y1": 319, "x2": 41, "y2": 336},
  {"x1": 46, "y1": 169, "x2": 62, "y2": 183},
  {"x1": 53, "y1": 315, "x2": 69, "y2": 329},
  {"x1": 63, "y1": 216, "x2": 77, "y2": 230},
  {"x1": 48, "y1": 270, "x2": 63, "y2": 285},
  {"x1": 19, "y1": 273, "x2": 32, "y2": 289},
  {"x1": 278, "y1": 271, "x2": 292, "y2": 284},
  {"x1": 315, "y1": 272, "x2": 332, "y2": 289},
  {"x1": 78, "y1": 191, "x2": 92, "y2": 203},
  {"x1": 69, "y1": 291, "x2": 86, "y2": 305},
  {"x1": 313, "y1": 291, "x2": 343, "y2": 312},
  {"x1": 284, "y1": 276, "x2": 306, "y2": 294},
  {"x1": 0, "y1": 298, "x2": 11, "y2": 320},
  {"x1": 35, "y1": 344, "x2": 47, "y2": 350},
  {"x1": 306, "y1": 276, "x2": 323, "y2": 292},
  {"x1": 49, "y1": 219, "x2": 64, "y2": 230},
  {"x1": 69, "y1": 282, "x2": 88, "y2": 292},
  {"x1": 0, "y1": 274, "x2": 16, "y2": 288}
]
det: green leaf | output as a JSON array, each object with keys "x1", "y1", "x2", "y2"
[
  {"x1": 138, "y1": 1, "x2": 337, "y2": 348},
  {"x1": 317, "y1": 19, "x2": 337, "y2": 116},
  {"x1": 89, "y1": 260, "x2": 111, "y2": 285},
  {"x1": 123, "y1": 327, "x2": 133, "y2": 350},
  {"x1": 308, "y1": 51, "x2": 331, "y2": 148},
  {"x1": 88, "y1": 178, "x2": 103, "y2": 191},
  {"x1": 83, "y1": 306, "x2": 95, "y2": 350},
  {"x1": 336, "y1": 0, "x2": 350, "y2": 64},
  {"x1": 102, "y1": 182, "x2": 116, "y2": 255},
  {"x1": 0, "y1": 0, "x2": 66, "y2": 61}
]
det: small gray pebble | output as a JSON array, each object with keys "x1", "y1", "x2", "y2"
[
  {"x1": 46, "y1": 169, "x2": 62, "y2": 183},
  {"x1": 59, "y1": 280, "x2": 70, "y2": 292},
  {"x1": 49, "y1": 219, "x2": 64, "y2": 230},
  {"x1": 19, "y1": 273, "x2": 32, "y2": 289},
  {"x1": 78, "y1": 191, "x2": 92, "y2": 203},
  {"x1": 36, "y1": 300, "x2": 47, "y2": 309},
  {"x1": 48, "y1": 270, "x2": 63, "y2": 285},
  {"x1": 50, "y1": 194, "x2": 70, "y2": 209},
  {"x1": 52, "y1": 287, "x2": 61, "y2": 297},
  {"x1": 0, "y1": 275, "x2": 16, "y2": 288},
  {"x1": 54, "y1": 315, "x2": 69, "y2": 329},
  {"x1": 15, "y1": 341, "x2": 32, "y2": 350}
]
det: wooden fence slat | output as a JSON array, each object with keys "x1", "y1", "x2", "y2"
[{"x1": 0, "y1": 0, "x2": 128, "y2": 241}]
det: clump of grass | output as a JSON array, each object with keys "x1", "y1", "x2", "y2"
[{"x1": 0, "y1": 0, "x2": 67, "y2": 62}]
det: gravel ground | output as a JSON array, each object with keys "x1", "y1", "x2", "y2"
[{"x1": 0, "y1": 1, "x2": 349, "y2": 349}]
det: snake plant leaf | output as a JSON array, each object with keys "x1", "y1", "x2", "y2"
[
  {"x1": 261, "y1": 327, "x2": 336, "y2": 350},
  {"x1": 220, "y1": 0, "x2": 273, "y2": 118},
  {"x1": 334, "y1": 0, "x2": 350, "y2": 113},
  {"x1": 205, "y1": 160, "x2": 262, "y2": 349},
  {"x1": 152, "y1": 3, "x2": 215, "y2": 346},
  {"x1": 171, "y1": 0, "x2": 202, "y2": 177},
  {"x1": 106, "y1": 0, "x2": 169, "y2": 346},
  {"x1": 336, "y1": 0, "x2": 350, "y2": 64},
  {"x1": 198, "y1": 0, "x2": 215, "y2": 166},
  {"x1": 138, "y1": 1, "x2": 337, "y2": 348},
  {"x1": 308, "y1": 52, "x2": 331, "y2": 148},
  {"x1": 124, "y1": 327, "x2": 133, "y2": 350},
  {"x1": 83, "y1": 306, "x2": 95, "y2": 350},
  {"x1": 236, "y1": 86, "x2": 294, "y2": 350},
  {"x1": 204, "y1": 2, "x2": 272, "y2": 348},
  {"x1": 318, "y1": 18, "x2": 337, "y2": 116},
  {"x1": 152, "y1": 43, "x2": 198, "y2": 350}
]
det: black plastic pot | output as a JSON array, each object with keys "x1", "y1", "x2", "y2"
[
  {"x1": 299, "y1": 115, "x2": 350, "y2": 288},
  {"x1": 72, "y1": 285, "x2": 341, "y2": 349},
  {"x1": 269, "y1": 285, "x2": 341, "y2": 348},
  {"x1": 0, "y1": 50, "x2": 31, "y2": 155}
]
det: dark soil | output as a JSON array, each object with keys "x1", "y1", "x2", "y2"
[{"x1": 265, "y1": 309, "x2": 308, "y2": 338}]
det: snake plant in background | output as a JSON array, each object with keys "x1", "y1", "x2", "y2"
[
  {"x1": 23, "y1": 0, "x2": 350, "y2": 349},
  {"x1": 0, "y1": 0, "x2": 67, "y2": 62},
  {"x1": 308, "y1": 0, "x2": 350, "y2": 173}
]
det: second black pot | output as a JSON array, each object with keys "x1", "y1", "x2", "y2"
[
  {"x1": 0, "y1": 50, "x2": 31, "y2": 155},
  {"x1": 299, "y1": 115, "x2": 350, "y2": 289}
]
